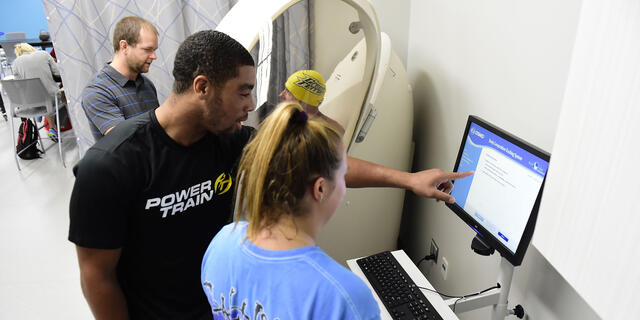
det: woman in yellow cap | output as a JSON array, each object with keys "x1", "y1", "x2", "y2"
[{"x1": 279, "y1": 69, "x2": 346, "y2": 136}]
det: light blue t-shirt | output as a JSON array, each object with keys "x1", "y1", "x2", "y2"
[{"x1": 201, "y1": 222, "x2": 380, "y2": 320}]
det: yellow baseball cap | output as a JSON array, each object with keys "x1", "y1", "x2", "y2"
[{"x1": 285, "y1": 70, "x2": 326, "y2": 107}]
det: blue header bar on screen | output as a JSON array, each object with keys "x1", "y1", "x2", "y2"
[{"x1": 468, "y1": 122, "x2": 548, "y2": 177}]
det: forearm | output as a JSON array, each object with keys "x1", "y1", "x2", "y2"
[
  {"x1": 345, "y1": 156, "x2": 474, "y2": 202},
  {"x1": 82, "y1": 91, "x2": 124, "y2": 135},
  {"x1": 80, "y1": 273, "x2": 129, "y2": 320},
  {"x1": 76, "y1": 245, "x2": 129, "y2": 320},
  {"x1": 345, "y1": 156, "x2": 412, "y2": 189}
]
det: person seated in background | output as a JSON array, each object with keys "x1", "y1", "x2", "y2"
[
  {"x1": 279, "y1": 69, "x2": 346, "y2": 135},
  {"x1": 201, "y1": 102, "x2": 379, "y2": 319},
  {"x1": 12, "y1": 43, "x2": 65, "y2": 142},
  {"x1": 81, "y1": 16, "x2": 159, "y2": 139}
]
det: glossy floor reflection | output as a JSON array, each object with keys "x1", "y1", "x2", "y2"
[{"x1": 0, "y1": 118, "x2": 92, "y2": 319}]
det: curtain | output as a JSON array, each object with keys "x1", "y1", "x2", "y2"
[
  {"x1": 253, "y1": 0, "x2": 311, "y2": 123},
  {"x1": 42, "y1": 0, "x2": 309, "y2": 155}
]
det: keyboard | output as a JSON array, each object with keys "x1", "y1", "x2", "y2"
[{"x1": 357, "y1": 251, "x2": 443, "y2": 320}]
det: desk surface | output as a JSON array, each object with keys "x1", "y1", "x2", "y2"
[
  {"x1": 347, "y1": 250, "x2": 460, "y2": 320},
  {"x1": 0, "y1": 39, "x2": 53, "y2": 49}
]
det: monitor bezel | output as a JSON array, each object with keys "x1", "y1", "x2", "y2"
[{"x1": 445, "y1": 115, "x2": 550, "y2": 266}]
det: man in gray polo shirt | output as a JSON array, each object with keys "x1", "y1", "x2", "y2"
[{"x1": 81, "y1": 16, "x2": 160, "y2": 139}]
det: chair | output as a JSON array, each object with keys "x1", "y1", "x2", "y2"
[
  {"x1": 1, "y1": 33, "x2": 26, "y2": 65},
  {"x1": 0, "y1": 41, "x2": 21, "y2": 64},
  {"x1": 0, "y1": 48, "x2": 12, "y2": 79},
  {"x1": 0, "y1": 78, "x2": 66, "y2": 170}
]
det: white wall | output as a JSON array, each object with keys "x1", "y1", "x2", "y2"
[
  {"x1": 532, "y1": 0, "x2": 640, "y2": 318},
  {"x1": 395, "y1": 0, "x2": 601, "y2": 319},
  {"x1": 369, "y1": 0, "x2": 410, "y2": 66}
]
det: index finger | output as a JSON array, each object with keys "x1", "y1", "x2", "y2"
[{"x1": 445, "y1": 170, "x2": 474, "y2": 180}]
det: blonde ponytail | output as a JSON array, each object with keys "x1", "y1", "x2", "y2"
[
  {"x1": 235, "y1": 102, "x2": 342, "y2": 238},
  {"x1": 14, "y1": 43, "x2": 36, "y2": 57}
]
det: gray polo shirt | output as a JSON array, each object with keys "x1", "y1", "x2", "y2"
[{"x1": 81, "y1": 64, "x2": 159, "y2": 138}]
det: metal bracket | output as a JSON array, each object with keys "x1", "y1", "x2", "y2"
[
  {"x1": 443, "y1": 288, "x2": 501, "y2": 314},
  {"x1": 355, "y1": 105, "x2": 376, "y2": 143}
]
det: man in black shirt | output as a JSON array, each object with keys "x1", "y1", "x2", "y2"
[
  {"x1": 70, "y1": 30, "x2": 256, "y2": 319},
  {"x1": 69, "y1": 30, "x2": 470, "y2": 319}
]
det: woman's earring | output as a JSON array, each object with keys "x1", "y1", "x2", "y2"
[{"x1": 320, "y1": 194, "x2": 324, "y2": 201}]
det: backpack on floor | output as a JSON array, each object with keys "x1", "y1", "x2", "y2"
[{"x1": 16, "y1": 118, "x2": 41, "y2": 160}]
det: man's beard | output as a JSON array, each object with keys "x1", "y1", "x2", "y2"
[
  {"x1": 129, "y1": 59, "x2": 149, "y2": 74},
  {"x1": 208, "y1": 96, "x2": 238, "y2": 136}
]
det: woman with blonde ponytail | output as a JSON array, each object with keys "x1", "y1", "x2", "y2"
[{"x1": 201, "y1": 101, "x2": 380, "y2": 319}]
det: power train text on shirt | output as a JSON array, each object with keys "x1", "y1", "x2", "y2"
[{"x1": 145, "y1": 172, "x2": 233, "y2": 218}]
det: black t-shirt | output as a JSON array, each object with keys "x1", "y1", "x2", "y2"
[{"x1": 69, "y1": 110, "x2": 254, "y2": 319}]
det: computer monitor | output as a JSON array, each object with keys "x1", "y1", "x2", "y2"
[{"x1": 445, "y1": 116, "x2": 550, "y2": 266}]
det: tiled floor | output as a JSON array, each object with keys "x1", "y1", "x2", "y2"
[{"x1": 0, "y1": 118, "x2": 92, "y2": 319}]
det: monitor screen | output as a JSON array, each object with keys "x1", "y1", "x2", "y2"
[{"x1": 446, "y1": 116, "x2": 550, "y2": 266}]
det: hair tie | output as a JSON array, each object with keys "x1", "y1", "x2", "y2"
[{"x1": 290, "y1": 109, "x2": 308, "y2": 125}]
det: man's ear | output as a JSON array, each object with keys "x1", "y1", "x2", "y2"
[
  {"x1": 311, "y1": 177, "x2": 326, "y2": 202},
  {"x1": 119, "y1": 40, "x2": 128, "y2": 52},
  {"x1": 192, "y1": 75, "x2": 212, "y2": 97}
]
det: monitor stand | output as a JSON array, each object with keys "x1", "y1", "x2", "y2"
[
  {"x1": 443, "y1": 235, "x2": 524, "y2": 319},
  {"x1": 471, "y1": 234, "x2": 495, "y2": 256}
]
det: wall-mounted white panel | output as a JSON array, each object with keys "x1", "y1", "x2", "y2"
[{"x1": 533, "y1": 1, "x2": 640, "y2": 319}]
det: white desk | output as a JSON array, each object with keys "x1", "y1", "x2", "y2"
[{"x1": 347, "y1": 250, "x2": 460, "y2": 320}]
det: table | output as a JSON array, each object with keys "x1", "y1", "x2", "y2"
[
  {"x1": 347, "y1": 250, "x2": 460, "y2": 320},
  {"x1": 0, "y1": 38, "x2": 53, "y2": 50}
]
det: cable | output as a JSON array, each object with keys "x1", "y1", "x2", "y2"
[
  {"x1": 417, "y1": 283, "x2": 501, "y2": 312},
  {"x1": 453, "y1": 297, "x2": 464, "y2": 312},
  {"x1": 416, "y1": 254, "x2": 437, "y2": 266}
]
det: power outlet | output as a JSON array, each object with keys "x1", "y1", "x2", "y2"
[
  {"x1": 430, "y1": 239, "x2": 439, "y2": 263},
  {"x1": 441, "y1": 256, "x2": 449, "y2": 280}
]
